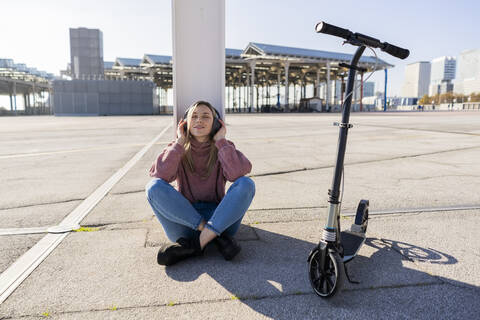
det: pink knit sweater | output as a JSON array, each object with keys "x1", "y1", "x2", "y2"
[{"x1": 149, "y1": 138, "x2": 252, "y2": 204}]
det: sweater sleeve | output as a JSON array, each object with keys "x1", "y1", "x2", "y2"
[
  {"x1": 149, "y1": 141, "x2": 185, "y2": 182},
  {"x1": 215, "y1": 138, "x2": 252, "y2": 182}
]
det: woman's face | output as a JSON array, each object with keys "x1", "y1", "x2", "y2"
[{"x1": 189, "y1": 104, "x2": 214, "y2": 141}]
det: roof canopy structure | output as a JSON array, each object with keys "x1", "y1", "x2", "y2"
[
  {"x1": 104, "y1": 42, "x2": 393, "y2": 91},
  {"x1": 0, "y1": 58, "x2": 53, "y2": 96},
  {"x1": 113, "y1": 58, "x2": 143, "y2": 68}
]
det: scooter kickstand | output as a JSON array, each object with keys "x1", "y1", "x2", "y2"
[{"x1": 344, "y1": 264, "x2": 360, "y2": 284}]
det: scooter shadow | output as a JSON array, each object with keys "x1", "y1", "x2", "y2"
[{"x1": 164, "y1": 225, "x2": 476, "y2": 318}]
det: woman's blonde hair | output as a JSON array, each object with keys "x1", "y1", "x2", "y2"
[{"x1": 182, "y1": 101, "x2": 218, "y2": 177}]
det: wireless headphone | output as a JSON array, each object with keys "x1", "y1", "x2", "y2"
[{"x1": 183, "y1": 101, "x2": 222, "y2": 137}]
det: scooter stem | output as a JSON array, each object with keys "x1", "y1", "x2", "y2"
[{"x1": 328, "y1": 45, "x2": 366, "y2": 206}]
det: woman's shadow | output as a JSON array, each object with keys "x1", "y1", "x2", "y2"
[{"x1": 163, "y1": 224, "x2": 477, "y2": 318}]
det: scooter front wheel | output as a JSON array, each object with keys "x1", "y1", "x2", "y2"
[{"x1": 308, "y1": 248, "x2": 345, "y2": 298}]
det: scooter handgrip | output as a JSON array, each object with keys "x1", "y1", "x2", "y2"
[
  {"x1": 382, "y1": 42, "x2": 410, "y2": 60},
  {"x1": 315, "y1": 21, "x2": 352, "y2": 40}
]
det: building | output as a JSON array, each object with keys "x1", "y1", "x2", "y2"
[
  {"x1": 53, "y1": 27, "x2": 155, "y2": 116},
  {"x1": 429, "y1": 56, "x2": 456, "y2": 95},
  {"x1": 69, "y1": 28, "x2": 104, "y2": 79},
  {"x1": 362, "y1": 82, "x2": 375, "y2": 97},
  {"x1": 0, "y1": 58, "x2": 53, "y2": 114},
  {"x1": 53, "y1": 79, "x2": 155, "y2": 116},
  {"x1": 455, "y1": 49, "x2": 480, "y2": 95},
  {"x1": 401, "y1": 62, "x2": 431, "y2": 98}
]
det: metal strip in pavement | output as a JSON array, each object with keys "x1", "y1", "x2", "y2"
[
  {"x1": 1, "y1": 204, "x2": 479, "y2": 237},
  {"x1": 342, "y1": 204, "x2": 480, "y2": 216},
  {"x1": 0, "y1": 123, "x2": 172, "y2": 304}
]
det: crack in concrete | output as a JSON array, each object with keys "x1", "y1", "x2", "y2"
[
  {"x1": 144, "y1": 228, "x2": 150, "y2": 248},
  {"x1": 251, "y1": 145, "x2": 480, "y2": 177},
  {"x1": 249, "y1": 205, "x2": 327, "y2": 212},
  {"x1": 397, "y1": 174, "x2": 480, "y2": 182},
  {"x1": 109, "y1": 189, "x2": 144, "y2": 196},
  {"x1": 360, "y1": 123, "x2": 480, "y2": 137},
  {"x1": 250, "y1": 226, "x2": 261, "y2": 241},
  {"x1": 0, "y1": 198, "x2": 84, "y2": 211}
]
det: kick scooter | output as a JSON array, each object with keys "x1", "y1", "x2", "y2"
[{"x1": 307, "y1": 21, "x2": 409, "y2": 298}]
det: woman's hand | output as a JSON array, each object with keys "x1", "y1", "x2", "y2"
[
  {"x1": 213, "y1": 119, "x2": 227, "y2": 142},
  {"x1": 176, "y1": 118, "x2": 187, "y2": 145}
]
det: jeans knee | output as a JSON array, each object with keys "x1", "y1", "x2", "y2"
[
  {"x1": 235, "y1": 176, "x2": 256, "y2": 197},
  {"x1": 145, "y1": 178, "x2": 169, "y2": 202}
]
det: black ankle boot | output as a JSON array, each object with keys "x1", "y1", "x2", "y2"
[
  {"x1": 214, "y1": 233, "x2": 241, "y2": 261},
  {"x1": 157, "y1": 231, "x2": 203, "y2": 266}
]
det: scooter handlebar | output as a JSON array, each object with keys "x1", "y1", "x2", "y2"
[
  {"x1": 315, "y1": 21, "x2": 352, "y2": 40},
  {"x1": 315, "y1": 21, "x2": 410, "y2": 60},
  {"x1": 381, "y1": 42, "x2": 410, "y2": 60}
]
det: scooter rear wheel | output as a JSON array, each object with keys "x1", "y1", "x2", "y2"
[
  {"x1": 354, "y1": 200, "x2": 369, "y2": 233},
  {"x1": 308, "y1": 249, "x2": 345, "y2": 298}
]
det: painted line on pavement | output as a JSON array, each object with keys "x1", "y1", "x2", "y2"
[
  {"x1": 0, "y1": 123, "x2": 171, "y2": 304},
  {"x1": 0, "y1": 227, "x2": 50, "y2": 236}
]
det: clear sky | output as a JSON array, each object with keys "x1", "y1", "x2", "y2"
[{"x1": 1, "y1": 0, "x2": 479, "y2": 96}]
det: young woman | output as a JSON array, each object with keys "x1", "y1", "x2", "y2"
[{"x1": 146, "y1": 101, "x2": 255, "y2": 266}]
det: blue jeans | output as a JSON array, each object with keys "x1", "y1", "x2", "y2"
[{"x1": 145, "y1": 176, "x2": 255, "y2": 242}]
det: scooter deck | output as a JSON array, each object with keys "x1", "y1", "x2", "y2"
[{"x1": 340, "y1": 231, "x2": 365, "y2": 263}]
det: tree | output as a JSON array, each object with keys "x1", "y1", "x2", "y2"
[
  {"x1": 469, "y1": 92, "x2": 480, "y2": 102},
  {"x1": 441, "y1": 92, "x2": 454, "y2": 103},
  {"x1": 419, "y1": 94, "x2": 430, "y2": 105}
]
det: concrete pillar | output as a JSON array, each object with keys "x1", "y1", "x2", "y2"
[
  {"x1": 360, "y1": 72, "x2": 364, "y2": 112},
  {"x1": 246, "y1": 70, "x2": 250, "y2": 112},
  {"x1": 276, "y1": 69, "x2": 281, "y2": 106},
  {"x1": 316, "y1": 69, "x2": 321, "y2": 97},
  {"x1": 267, "y1": 82, "x2": 270, "y2": 106},
  {"x1": 172, "y1": 0, "x2": 225, "y2": 127},
  {"x1": 293, "y1": 82, "x2": 296, "y2": 109},
  {"x1": 238, "y1": 82, "x2": 241, "y2": 112},
  {"x1": 27, "y1": 93, "x2": 31, "y2": 113},
  {"x1": 259, "y1": 82, "x2": 262, "y2": 108},
  {"x1": 49, "y1": 88, "x2": 54, "y2": 115},
  {"x1": 13, "y1": 82, "x2": 17, "y2": 114},
  {"x1": 32, "y1": 82, "x2": 36, "y2": 114},
  {"x1": 243, "y1": 83, "x2": 247, "y2": 111},
  {"x1": 284, "y1": 61, "x2": 290, "y2": 111},
  {"x1": 326, "y1": 61, "x2": 331, "y2": 110},
  {"x1": 23, "y1": 94, "x2": 28, "y2": 114},
  {"x1": 332, "y1": 74, "x2": 337, "y2": 106},
  {"x1": 353, "y1": 74, "x2": 358, "y2": 110},
  {"x1": 233, "y1": 85, "x2": 237, "y2": 112},
  {"x1": 227, "y1": 83, "x2": 230, "y2": 112},
  {"x1": 384, "y1": 68, "x2": 388, "y2": 112},
  {"x1": 255, "y1": 86, "x2": 259, "y2": 112},
  {"x1": 302, "y1": 77, "x2": 306, "y2": 99},
  {"x1": 249, "y1": 61, "x2": 256, "y2": 112}
]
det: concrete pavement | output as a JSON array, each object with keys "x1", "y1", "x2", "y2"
[{"x1": 0, "y1": 111, "x2": 479, "y2": 319}]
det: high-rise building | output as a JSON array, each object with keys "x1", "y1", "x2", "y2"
[
  {"x1": 362, "y1": 82, "x2": 375, "y2": 97},
  {"x1": 429, "y1": 56, "x2": 456, "y2": 95},
  {"x1": 69, "y1": 27, "x2": 104, "y2": 78},
  {"x1": 455, "y1": 49, "x2": 480, "y2": 95},
  {"x1": 401, "y1": 62, "x2": 431, "y2": 98}
]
